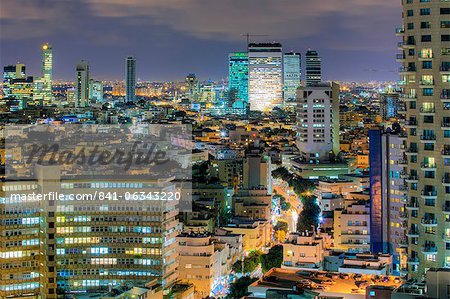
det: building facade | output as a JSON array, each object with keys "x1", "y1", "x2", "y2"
[
  {"x1": 228, "y1": 52, "x2": 249, "y2": 104},
  {"x1": 369, "y1": 127, "x2": 408, "y2": 275},
  {"x1": 126, "y1": 56, "x2": 136, "y2": 102},
  {"x1": 0, "y1": 169, "x2": 180, "y2": 298},
  {"x1": 248, "y1": 43, "x2": 283, "y2": 112},
  {"x1": 305, "y1": 50, "x2": 321, "y2": 86},
  {"x1": 398, "y1": 0, "x2": 450, "y2": 278},
  {"x1": 75, "y1": 60, "x2": 89, "y2": 107},
  {"x1": 283, "y1": 52, "x2": 301, "y2": 107},
  {"x1": 296, "y1": 82, "x2": 340, "y2": 163},
  {"x1": 41, "y1": 43, "x2": 53, "y2": 102}
]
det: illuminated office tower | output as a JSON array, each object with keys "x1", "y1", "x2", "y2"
[
  {"x1": 0, "y1": 169, "x2": 180, "y2": 297},
  {"x1": 296, "y1": 82, "x2": 340, "y2": 163},
  {"x1": 2, "y1": 63, "x2": 26, "y2": 97},
  {"x1": 398, "y1": 0, "x2": 450, "y2": 278},
  {"x1": 248, "y1": 43, "x2": 283, "y2": 111},
  {"x1": 126, "y1": 56, "x2": 136, "y2": 102},
  {"x1": 283, "y1": 52, "x2": 301, "y2": 107},
  {"x1": 75, "y1": 60, "x2": 89, "y2": 107},
  {"x1": 89, "y1": 79, "x2": 104, "y2": 102},
  {"x1": 41, "y1": 43, "x2": 53, "y2": 102},
  {"x1": 305, "y1": 50, "x2": 321, "y2": 86},
  {"x1": 185, "y1": 73, "x2": 199, "y2": 101},
  {"x1": 228, "y1": 52, "x2": 248, "y2": 103}
]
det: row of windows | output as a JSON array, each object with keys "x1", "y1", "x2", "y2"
[
  {"x1": 406, "y1": 8, "x2": 450, "y2": 16},
  {"x1": 407, "y1": 21, "x2": 450, "y2": 29}
]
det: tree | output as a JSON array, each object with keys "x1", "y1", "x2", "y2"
[
  {"x1": 227, "y1": 276, "x2": 258, "y2": 299},
  {"x1": 296, "y1": 195, "x2": 321, "y2": 233},
  {"x1": 274, "y1": 220, "x2": 288, "y2": 233},
  {"x1": 232, "y1": 251, "x2": 262, "y2": 274},
  {"x1": 260, "y1": 245, "x2": 283, "y2": 273}
]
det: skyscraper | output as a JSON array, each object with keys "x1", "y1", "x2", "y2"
[
  {"x1": 185, "y1": 73, "x2": 199, "y2": 101},
  {"x1": 126, "y1": 56, "x2": 136, "y2": 102},
  {"x1": 228, "y1": 52, "x2": 249, "y2": 104},
  {"x1": 283, "y1": 52, "x2": 301, "y2": 107},
  {"x1": 89, "y1": 79, "x2": 104, "y2": 102},
  {"x1": 248, "y1": 43, "x2": 283, "y2": 112},
  {"x1": 398, "y1": 0, "x2": 450, "y2": 278},
  {"x1": 305, "y1": 50, "x2": 321, "y2": 86},
  {"x1": 369, "y1": 126, "x2": 408, "y2": 275},
  {"x1": 296, "y1": 82, "x2": 340, "y2": 163},
  {"x1": 75, "y1": 60, "x2": 89, "y2": 107},
  {"x1": 41, "y1": 43, "x2": 53, "y2": 102}
]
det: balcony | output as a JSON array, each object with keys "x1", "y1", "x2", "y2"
[
  {"x1": 441, "y1": 93, "x2": 450, "y2": 102},
  {"x1": 406, "y1": 230, "x2": 419, "y2": 238},
  {"x1": 405, "y1": 120, "x2": 417, "y2": 128},
  {"x1": 398, "y1": 133, "x2": 408, "y2": 140},
  {"x1": 421, "y1": 246, "x2": 438, "y2": 254},
  {"x1": 397, "y1": 106, "x2": 407, "y2": 114},
  {"x1": 396, "y1": 54, "x2": 406, "y2": 62},
  {"x1": 442, "y1": 122, "x2": 450, "y2": 130},
  {"x1": 395, "y1": 27, "x2": 405, "y2": 36},
  {"x1": 419, "y1": 107, "x2": 435, "y2": 115},
  {"x1": 400, "y1": 94, "x2": 416, "y2": 101},
  {"x1": 421, "y1": 190, "x2": 437, "y2": 199},
  {"x1": 398, "y1": 238, "x2": 409, "y2": 248},
  {"x1": 405, "y1": 148, "x2": 418, "y2": 156},
  {"x1": 421, "y1": 218, "x2": 437, "y2": 227},
  {"x1": 406, "y1": 201, "x2": 419, "y2": 210},
  {"x1": 420, "y1": 135, "x2": 436, "y2": 143},
  {"x1": 397, "y1": 159, "x2": 408, "y2": 166},
  {"x1": 444, "y1": 234, "x2": 450, "y2": 242},
  {"x1": 399, "y1": 66, "x2": 416, "y2": 74},
  {"x1": 398, "y1": 184, "x2": 408, "y2": 191},
  {"x1": 442, "y1": 149, "x2": 450, "y2": 158},
  {"x1": 405, "y1": 175, "x2": 418, "y2": 183},
  {"x1": 397, "y1": 80, "x2": 406, "y2": 86},
  {"x1": 418, "y1": 53, "x2": 433, "y2": 60},
  {"x1": 441, "y1": 66, "x2": 450, "y2": 74},
  {"x1": 420, "y1": 162, "x2": 437, "y2": 170},
  {"x1": 399, "y1": 212, "x2": 408, "y2": 221},
  {"x1": 443, "y1": 177, "x2": 450, "y2": 186},
  {"x1": 407, "y1": 257, "x2": 420, "y2": 265},
  {"x1": 419, "y1": 80, "x2": 434, "y2": 88},
  {"x1": 443, "y1": 205, "x2": 450, "y2": 215}
]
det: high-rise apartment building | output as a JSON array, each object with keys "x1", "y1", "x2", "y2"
[
  {"x1": 75, "y1": 60, "x2": 89, "y2": 107},
  {"x1": 305, "y1": 50, "x2": 321, "y2": 86},
  {"x1": 398, "y1": 0, "x2": 450, "y2": 278},
  {"x1": 89, "y1": 79, "x2": 104, "y2": 102},
  {"x1": 296, "y1": 82, "x2": 340, "y2": 163},
  {"x1": 126, "y1": 56, "x2": 136, "y2": 102},
  {"x1": 380, "y1": 92, "x2": 402, "y2": 122},
  {"x1": 41, "y1": 43, "x2": 53, "y2": 102},
  {"x1": 185, "y1": 73, "x2": 199, "y2": 101},
  {"x1": 283, "y1": 52, "x2": 301, "y2": 107},
  {"x1": 248, "y1": 43, "x2": 283, "y2": 111},
  {"x1": 228, "y1": 52, "x2": 249, "y2": 104},
  {"x1": 2, "y1": 64, "x2": 26, "y2": 98},
  {"x1": 369, "y1": 127, "x2": 408, "y2": 275}
]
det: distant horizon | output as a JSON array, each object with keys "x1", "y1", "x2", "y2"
[{"x1": 1, "y1": 0, "x2": 401, "y2": 82}]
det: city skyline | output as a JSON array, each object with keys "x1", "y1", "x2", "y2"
[{"x1": 1, "y1": 0, "x2": 401, "y2": 82}]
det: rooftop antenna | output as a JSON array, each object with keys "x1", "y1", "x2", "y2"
[{"x1": 240, "y1": 33, "x2": 269, "y2": 50}]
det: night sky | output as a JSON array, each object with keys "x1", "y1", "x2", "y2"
[{"x1": 1, "y1": 0, "x2": 401, "y2": 82}]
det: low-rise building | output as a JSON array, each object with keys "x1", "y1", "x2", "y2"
[
  {"x1": 177, "y1": 233, "x2": 230, "y2": 299},
  {"x1": 282, "y1": 232, "x2": 325, "y2": 270}
]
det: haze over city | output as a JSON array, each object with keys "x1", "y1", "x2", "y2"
[{"x1": 1, "y1": 0, "x2": 400, "y2": 81}]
